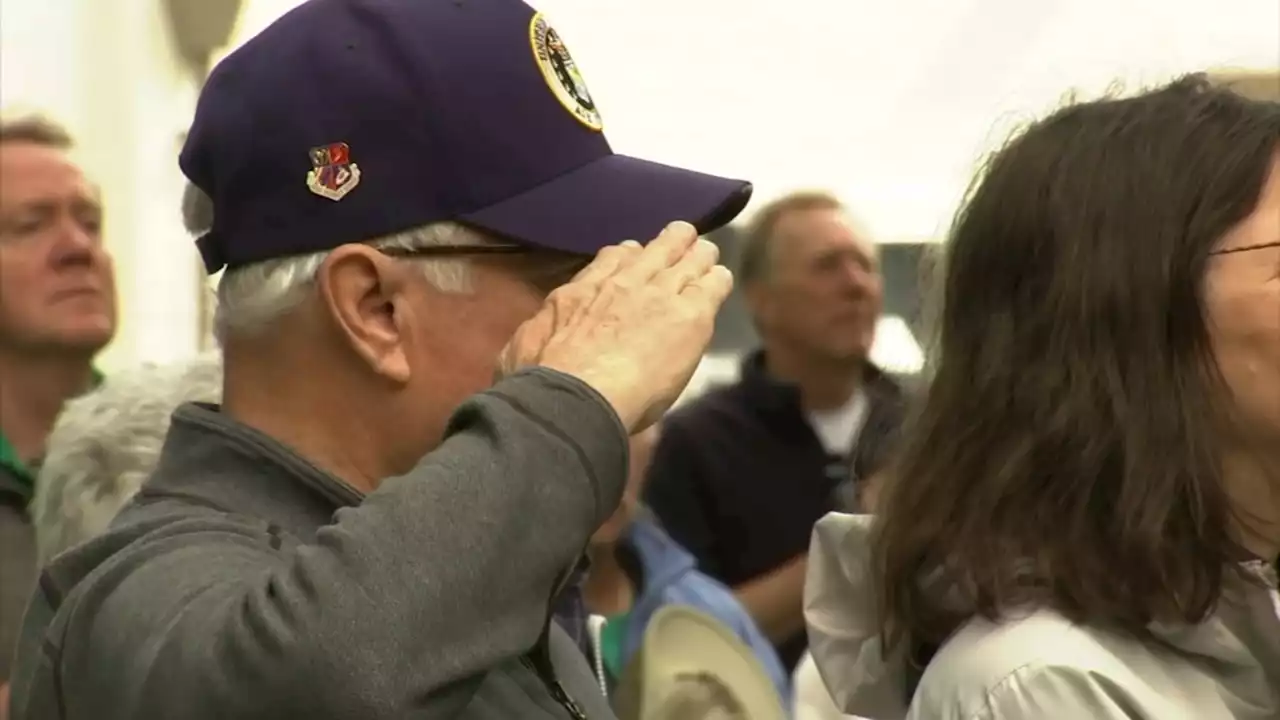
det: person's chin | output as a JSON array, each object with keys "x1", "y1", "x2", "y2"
[
  {"x1": 48, "y1": 318, "x2": 116, "y2": 353},
  {"x1": 817, "y1": 343, "x2": 869, "y2": 365}
]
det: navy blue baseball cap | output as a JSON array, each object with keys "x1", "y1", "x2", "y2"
[{"x1": 181, "y1": 0, "x2": 753, "y2": 273}]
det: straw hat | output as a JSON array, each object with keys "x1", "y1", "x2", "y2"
[{"x1": 613, "y1": 605, "x2": 788, "y2": 720}]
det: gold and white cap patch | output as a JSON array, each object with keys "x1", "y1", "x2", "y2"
[{"x1": 530, "y1": 13, "x2": 603, "y2": 131}]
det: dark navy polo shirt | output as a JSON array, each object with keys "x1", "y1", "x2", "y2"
[{"x1": 643, "y1": 350, "x2": 905, "y2": 671}]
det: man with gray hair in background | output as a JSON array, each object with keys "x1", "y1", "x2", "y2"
[{"x1": 8, "y1": 0, "x2": 751, "y2": 718}]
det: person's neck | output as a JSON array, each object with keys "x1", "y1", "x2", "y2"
[
  {"x1": 582, "y1": 543, "x2": 635, "y2": 616},
  {"x1": 1223, "y1": 451, "x2": 1280, "y2": 563},
  {"x1": 221, "y1": 342, "x2": 395, "y2": 495},
  {"x1": 763, "y1": 344, "x2": 864, "y2": 412},
  {"x1": 0, "y1": 348, "x2": 97, "y2": 463}
]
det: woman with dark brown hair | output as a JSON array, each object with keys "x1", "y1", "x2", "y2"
[{"x1": 803, "y1": 75, "x2": 1280, "y2": 719}]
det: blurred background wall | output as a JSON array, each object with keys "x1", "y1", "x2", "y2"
[{"x1": 2, "y1": 0, "x2": 1277, "y2": 371}]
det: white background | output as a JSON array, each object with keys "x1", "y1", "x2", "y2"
[{"x1": 3, "y1": 0, "x2": 1277, "y2": 369}]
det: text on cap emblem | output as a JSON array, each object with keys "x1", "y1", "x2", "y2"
[{"x1": 529, "y1": 13, "x2": 603, "y2": 132}]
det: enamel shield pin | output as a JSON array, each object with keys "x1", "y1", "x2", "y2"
[{"x1": 306, "y1": 142, "x2": 361, "y2": 201}]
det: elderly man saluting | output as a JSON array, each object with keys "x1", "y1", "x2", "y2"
[{"x1": 6, "y1": 0, "x2": 750, "y2": 718}]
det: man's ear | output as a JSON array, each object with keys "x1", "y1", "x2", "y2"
[{"x1": 315, "y1": 244, "x2": 413, "y2": 383}]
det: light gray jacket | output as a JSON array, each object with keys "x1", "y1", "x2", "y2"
[
  {"x1": 805, "y1": 513, "x2": 1280, "y2": 720},
  {"x1": 9, "y1": 368, "x2": 625, "y2": 719}
]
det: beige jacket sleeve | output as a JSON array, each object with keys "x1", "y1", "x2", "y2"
[
  {"x1": 794, "y1": 651, "x2": 862, "y2": 720},
  {"x1": 803, "y1": 513, "x2": 908, "y2": 719}
]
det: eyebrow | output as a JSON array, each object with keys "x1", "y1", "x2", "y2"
[
  {"x1": 7, "y1": 193, "x2": 103, "y2": 216},
  {"x1": 815, "y1": 244, "x2": 877, "y2": 266}
]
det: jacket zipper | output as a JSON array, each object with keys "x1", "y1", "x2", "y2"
[
  {"x1": 522, "y1": 554, "x2": 589, "y2": 719},
  {"x1": 523, "y1": 643, "x2": 587, "y2": 719},
  {"x1": 522, "y1": 653, "x2": 586, "y2": 717}
]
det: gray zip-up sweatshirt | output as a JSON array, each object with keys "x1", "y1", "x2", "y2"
[{"x1": 9, "y1": 368, "x2": 625, "y2": 719}]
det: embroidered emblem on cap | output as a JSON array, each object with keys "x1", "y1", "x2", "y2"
[
  {"x1": 529, "y1": 13, "x2": 603, "y2": 131},
  {"x1": 306, "y1": 142, "x2": 361, "y2": 201}
]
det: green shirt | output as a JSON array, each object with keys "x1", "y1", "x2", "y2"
[
  {"x1": 0, "y1": 368, "x2": 104, "y2": 504},
  {"x1": 0, "y1": 432, "x2": 35, "y2": 499},
  {"x1": 600, "y1": 612, "x2": 631, "y2": 680}
]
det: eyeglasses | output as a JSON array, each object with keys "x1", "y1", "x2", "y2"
[
  {"x1": 379, "y1": 243, "x2": 588, "y2": 292},
  {"x1": 1209, "y1": 241, "x2": 1280, "y2": 256},
  {"x1": 377, "y1": 243, "x2": 529, "y2": 259}
]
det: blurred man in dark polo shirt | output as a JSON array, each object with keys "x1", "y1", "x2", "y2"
[
  {"x1": 0, "y1": 115, "x2": 115, "y2": 694},
  {"x1": 645, "y1": 191, "x2": 905, "y2": 671}
]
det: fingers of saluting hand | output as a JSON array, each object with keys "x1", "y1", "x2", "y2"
[
  {"x1": 614, "y1": 221, "x2": 701, "y2": 285},
  {"x1": 570, "y1": 240, "x2": 643, "y2": 286},
  {"x1": 652, "y1": 237, "x2": 721, "y2": 294}
]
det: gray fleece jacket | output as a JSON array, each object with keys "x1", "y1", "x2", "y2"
[{"x1": 8, "y1": 368, "x2": 626, "y2": 719}]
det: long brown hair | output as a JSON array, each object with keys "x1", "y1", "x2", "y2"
[{"x1": 874, "y1": 75, "x2": 1280, "y2": 653}]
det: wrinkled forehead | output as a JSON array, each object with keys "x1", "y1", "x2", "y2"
[{"x1": 0, "y1": 141, "x2": 99, "y2": 208}]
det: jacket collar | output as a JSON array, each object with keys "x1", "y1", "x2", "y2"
[
  {"x1": 623, "y1": 516, "x2": 697, "y2": 599},
  {"x1": 140, "y1": 402, "x2": 364, "y2": 516}
]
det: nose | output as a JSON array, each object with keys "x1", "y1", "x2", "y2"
[
  {"x1": 839, "y1": 258, "x2": 872, "y2": 294},
  {"x1": 49, "y1": 214, "x2": 101, "y2": 268}
]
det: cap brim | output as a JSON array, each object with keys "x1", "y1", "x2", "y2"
[
  {"x1": 459, "y1": 154, "x2": 752, "y2": 254},
  {"x1": 615, "y1": 606, "x2": 787, "y2": 720}
]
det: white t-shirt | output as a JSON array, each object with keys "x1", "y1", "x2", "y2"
[{"x1": 806, "y1": 388, "x2": 870, "y2": 457}]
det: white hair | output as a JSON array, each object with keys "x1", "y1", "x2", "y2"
[
  {"x1": 180, "y1": 184, "x2": 496, "y2": 342},
  {"x1": 32, "y1": 353, "x2": 224, "y2": 566},
  {"x1": 214, "y1": 221, "x2": 494, "y2": 342}
]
